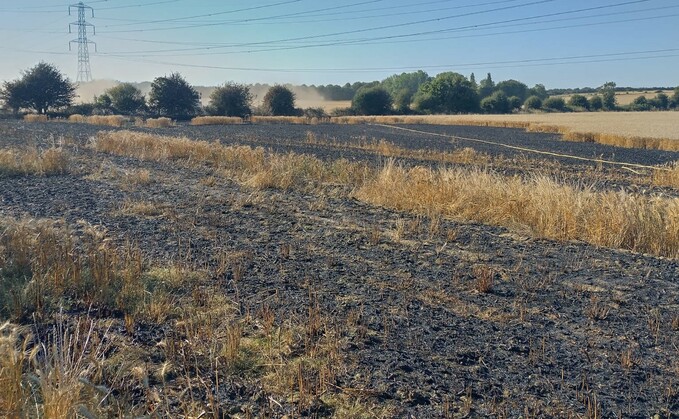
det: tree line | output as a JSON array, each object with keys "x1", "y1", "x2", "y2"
[{"x1": 2, "y1": 62, "x2": 679, "y2": 119}]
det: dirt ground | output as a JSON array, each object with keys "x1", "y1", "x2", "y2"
[{"x1": 1, "y1": 120, "x2": 678, "y2": 417}]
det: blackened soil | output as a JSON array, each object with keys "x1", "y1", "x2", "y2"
[{"x1": 1, "y1": 120, "x2": 679, "y2": 417}]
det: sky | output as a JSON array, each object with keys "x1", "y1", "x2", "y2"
[{"x1": 0, "y1": 0, "x2": 678, "y2": 89}]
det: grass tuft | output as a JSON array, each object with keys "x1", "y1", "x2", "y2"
[
  {"x1": 144, "y1": 117, "x2": 174, "y2": 128},
  {"x1": 0, "y1": 147, "x2": 70, "y2": 177},
  {"x1": 23, "y1": 114, "x2": 48, "y2": 123},
  {"x1": 190, "y1": 116, "x2": 243, "y2": 126},
  {"x1": 68, "y1": 114, "x2": 126, "y2": 127}
]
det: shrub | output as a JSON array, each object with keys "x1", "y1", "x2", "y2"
[
  {"x1": 568, "y1": 94, "x2": 590, "y2": 111},
  {"x1": 303, "y1": 107, "x2": 328, "y2": 119},
  {"x1": 262, "y1": 85, "x2": 297, "y2": 116},
  {"x1": 649, "y1": 93, "x2": 669, "y2": 110},
  {"x1": 207, "y1": 82, "x2": 252, "y2": 118},
  {"x1": 543, "y1": 97, "x2": 567, "y2": 112},
  {"x1": 480, "y1": 91, "x2": 510, "y2": 114},
  {"x1": 352, "y1": 87, "x2": 393, "y2": 115},
  {"x1": 629, "y1": 96, "x2": 651, "y2": 111},
  {"x1": 523, "y1": 95, "x2": 542, "y2": 110},
  {"x1": 589, "y1": 95, "x2": 604, "y2": 111},
  {"x1": 148, "y1": 73, "x2": 200, "y2": 120},
  {"x1": 507, "y1": 96, "x2": 522, "y2": 111}
]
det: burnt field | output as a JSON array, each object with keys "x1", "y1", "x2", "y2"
[{"x1": 1, "y1": 119, "x2": 678, "y2": 418}]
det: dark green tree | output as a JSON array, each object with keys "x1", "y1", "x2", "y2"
[
  {"x1": 527, "y1": 84, "x2": 548, "y2": 100},
  {"x1": 478, "y1": 73, "x2": 495, "y2": 98},
  {"x1": 543, "y1": 97, "x2": 567, "y2": 112},
  {"x1": 600, "y1": 81, "x2": 617, "y2": 111},
  {"x1": 648, "y1": 93, "x2": 669, "y2": 110},
  {"x1": 207, "y1": 82, "x2": 252, "y2": 118},
  {"x1": 588, "y1": 95, "x2": 604, "y2": 111},
  {"x1": 671, "y1": 87, "x2": 679, "y2": 108},
  {"x1": 495, "y1": 80, "x2": 529, "y2": 102},
  {"x1": 103, "y1": 83, "x2": 146, "y2": 115},
  {"x1": 380, "y1": 71, "x2": 429, "y2": 113},
  {"x1": 630, "y1": 96, "x2": 650, "y2": 111},
  {"x1": 352, "y1": 87, "x2": 393, "y2": 115},
  {"x1": 508, "y1": 96, "x2": 522, "y2": 111},
  {"x1": 413, "y1": 72, "x2": 479, "y2": 114},
  {"x1": 480, "y1": 91, "x2": 510, "y2": 114},
  {"x1": 148, "y1": 73, "x2": 200, "y2": 119},
  {"x1": 263, "y1": 85, "x2": 297, "y2": 116},
  {"x1": 568, "y1": 94, "x2": 590, "y2": 110},
  {"x1": 0, "y1": 62, "x2": 75, "y2": 114},
  {"x1": 523, "y1": 95, "x2": 543, "y2": 110}
]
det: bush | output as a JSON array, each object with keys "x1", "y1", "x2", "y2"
[
  {"x1": 588, "y1": 95, "x2": 604, "y2": 111},
  {"x1": 567, "y1": 94, "x2": 590, "y2": 111},
  {"x1": 629, "y1": 96, "x2": 651, "y2": 111},
  {"x1": 543, "y1": 97, "x2": 567, "y2": 112},
  {"x1": 148, "y1": 73, "x2": 200, "y2": 120},
  {"x1": 648, "y1": 93, "x2": 669, "y2": 110},
  {"x1": 352, "y1": 87, "x2": 393, "y2": 115},
  {"x1": 207, "y1": 82, "x2": 252, "y2": 118},
  {"x1": 262, "y1": 85, "x2": 297, "y2": 116},
  {"x1": 303, "y1": 107, "x2": 327, "y2": 119},
  {"x1": 480, "y1": 91, "x2": 510, "y2": 114},
  {"x1": 523, "y1": 96, "x2": 542, "y2": 110},
  {"x1": 508, "y1": 96, "x2": 522, "y2": 111}
]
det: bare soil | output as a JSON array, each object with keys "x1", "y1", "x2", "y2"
[{"x1": 1, "y1": 120, "x2": 678, "y2": 417}]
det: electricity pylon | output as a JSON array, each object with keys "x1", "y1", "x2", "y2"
[{"x1": 69, "y1": 2, "x2": 96, "y2": 83}]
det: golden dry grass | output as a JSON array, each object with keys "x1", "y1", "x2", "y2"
[
  {"x1": 68, "y1": 114, "x2": 126, "y2": 127},
  {"x1": 23, "y1": 114, "x2": 48, "y2": 123},
  {"x1": 190, "y1": 116, "x2": 244, "y2": 125},
  {"x1": 332, "y1": 113, "x2": 679, "y2": 152},
  {"x1": 653, "y1": 162, "x2": 679, "y2": 188},
  {"x1": 144, "y1": 117, "x2": 174, "y2": 128},
  {"x1": 0, "y1": 147, "x2": 70, "y2": 177},
  {"x1": 355, "y1": 161, "x2": 679, "y2": 258},
  {"x1": 250, "y1": 116, "x2": 329, "y2": 125}
]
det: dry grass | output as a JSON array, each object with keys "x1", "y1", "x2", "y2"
[
  {"x1": 0, "y1": 147, "x2": 70, "y2": 177},
  {"x1": 23, "y1": 114, "x2": 48, "y2": 123},
  {"x1": 190, "y1": 116, "x2": 244, "y2": 125},
  {"x1": 68, "y1": 114, "x2": 126, "y2": 127},
  {"x1": 250, "y1": 116, "x2": 327, "y2": 125},
  {"x1": 145, "y1": 117, "x2": 174, "y2": 128},
  {"x1": 653, "y1": 162, "x2": 679, "y2": 188},
  {"x1": 355, "y1": 161, "x2": 679, "y2": 258},
  {"x1": 332, "y1": 113, "x2": 679, "y2": 152}
]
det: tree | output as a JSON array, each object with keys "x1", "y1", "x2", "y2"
[
  {"x1": 568, "y1": 94, "x2": 590, "y2": 111},
  {"x1": 413, "y1": 72, "x2": 479, "y2": 114},
  {"x1": 380, "y1": 71, "x2": 429, "y2": 112},
  {"x1": 528, "y1": 84, "x2": 548, "y2": 100},
  {"x1": 469, "y1": 73, "x2": 477, "y2": 90},
  {"x1": 148, "y1": 73, "x2": 200, "y2": 119},
  {"x1": 207, "y1": 82, "x2": 252, "y2": 118},
  {"x1": 495, "y1": 80, "x2": 529, "y2": 102},
  {"x1": 508, "y1": 96, "x2": 522, "y2": 111},
  {"x1": 588, "y1": 95, "x2": 603, "y2": 111},
  {"x1": 630, "y1": 96, "x2": 650, "y2": 111},
  {"x1": 478, "y1": 73, "x2": 495, "y2": 98},
  {"x1": 352, "y1": 87, "x2": 393, "y2": 115},
  {"x1": 599, "y1": 81, "x2": 617, "y2": 111},
  {"x1": 263, "y1": 85, "x2": 297, "y2": 116},
  {"x1": 543, "y1": 97, "x2": 566, "y2": 112},
  {"x1": 0, "y1": 62, "x2": 75, "y2": 114},
  {"x1": 523, "y1": 95, "x2": 543, "y2": 110},
  {"x1": 480, "y1": 91, "x2": 510, "y2": 114},
  {"x1": 103, "y1": 83, "x2": 146, "y2": 115},
  {"x1": 671, "y1": 87, "x2": 679, "y2": 109},
  {"x1": 648, "y1": 93, "x2": 669, "y2": 110}
]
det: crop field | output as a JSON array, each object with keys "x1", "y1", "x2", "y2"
[{"x1": 1, "y1": 119, "x2": 678, "y2": 417}]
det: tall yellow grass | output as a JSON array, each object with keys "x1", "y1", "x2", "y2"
[
  {"x1": 191, "y1": 116, "x2": 243, "y2": 125},
  {"x1": 653, "y1": 162, "x2": 679, "y2": 188},
  {"x1": 356, "y1": 161, "x2": 679, "y2": 258},
  {"x1": 144, "y1": 117, "x2": 174, "y2": 128},
  {"x1": 23, "y1": 114, "x2": 48, "y2": 123},
  {"x1": 0, "y1": 147, "x2": 70, "y2": 176},
  {"x1": 68, "y1": 114, "x2": 126, "y2": 127}
]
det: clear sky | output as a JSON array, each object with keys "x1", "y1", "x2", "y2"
[{"x1": 1, "y1": 0, "x2": 678, "y2": 88}]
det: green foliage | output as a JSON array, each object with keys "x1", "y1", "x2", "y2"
[
  {"x1": 0, "y1": 62, "x2": 75, "y2": 114},
  {"x1": 588, "y1": 95, "x2": 604, "y2": 111},
  {"x1": 207, "y1": 82, "x2": 252, "y2": 118},
  {"x1": 103, "y1": 83, "x2": 146, "y2": 115},
  {"x1": 648, "y1": 93, "x2": 669, "y2": 110},
  {"x1": 495, "y1": 79, "x2": 529, "y2": 102},
  {"x1": 148, "y1": 72, "x2": 200, "y2": 120},
  {"x1": 629, "y1": 96, "x2": 651, "y2": 111},
  {"x1": 671, "y1": 87, "x2": 679, "y2": 109},
  {"x1": 507, "y1": 96, "x2": 522, "y2": 111},
  {"x1": 600, "y1": 81, "x2": 617, "y2": 110},
  {"x1": 523, "y1": 95, "x2": 543, "y2": 110},
  {"x1": 413, "y1": 72, "x2": 479, "y2": 114},
  {"x1": 528, "y1": 84, "x2": 548, "y2": 100},
  {"x1": 380, "y1": 71, "x2": 429, "y2": 112},
  {"x1": 352, "y1": 87, "x2": 393, "y2": 115},
  {"x1": 478, "y1": 73, "x2": 495, "y2": 98},
  {"x1": 567, "y1": 94, "x2": 590, "y2": 111},
  {"x1": 263, "y1": 85, "x2": 297, "y2": 116},
  {"x1": 543, "y1": 97, "x2": 567, "y2": 112},
  {"x1": 480, "y1": 91, "x2": 510, "y2": 114}
]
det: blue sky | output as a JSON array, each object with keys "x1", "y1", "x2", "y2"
[{"x1": 1, "y1": 0, "x2": 678, "y2": 88}]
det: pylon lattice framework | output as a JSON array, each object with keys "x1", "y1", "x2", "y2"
[{"x1": 69, "y1": 2, "x2": 96, "y2": 83}]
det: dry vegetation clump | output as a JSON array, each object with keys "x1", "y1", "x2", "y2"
[
  {"x1": 190, "y1": 116, "x2": 244, "y2": 125},
  {"x1": 68, "y1": 114, "x2": 127, "y2": 127},
  {"x1": 653, "y1": 162, "x2": 679, "y2": 188},
  {"x1": 355, "y1": 161, "x2": 679, "y2": 258},
  {"x1": 23, "y1": 114, "x2": 48, "y2": 123},
  {"x1": 93, "y1": 130, "x2": 371, "y2": 190},
  {"x1": 250, "y1": 116, "x2": 326, "y2": 125},
  {"x1": 144, "y1": 117, "x2": 174, "y2": 128},
  {"x1": 0, "y1": 147, "x2": 70, "y2": 177}
]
